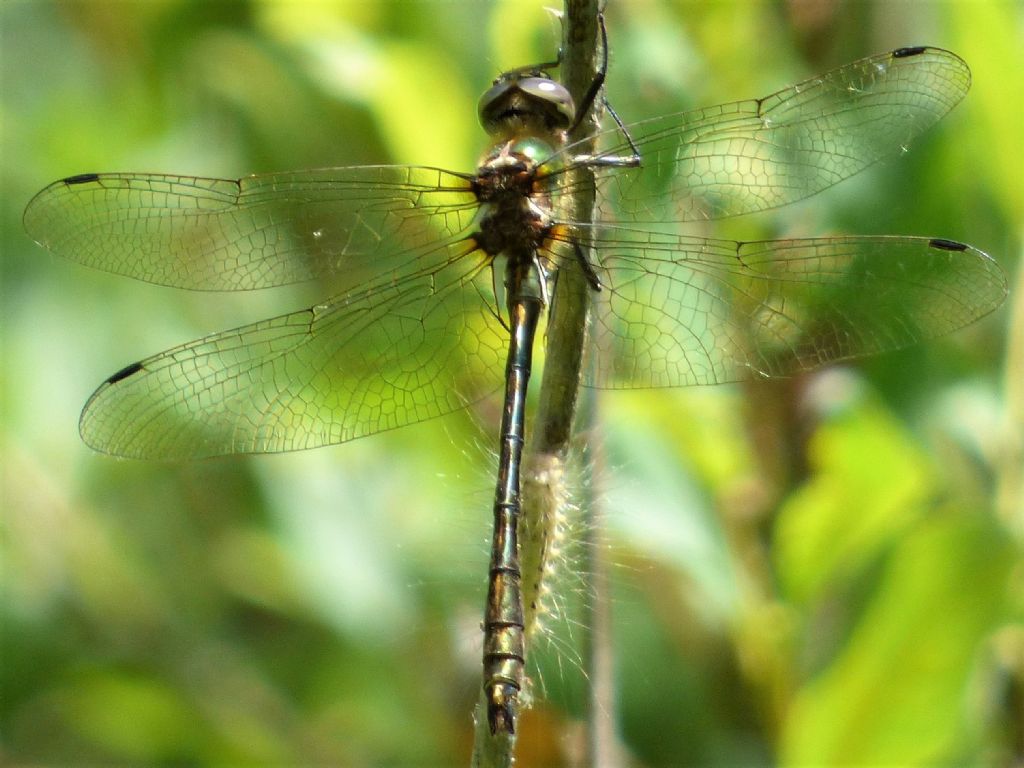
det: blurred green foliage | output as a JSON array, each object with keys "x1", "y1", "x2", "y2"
[{"x1": 2, "y1": 1, "x2": 1021, "y2": 765}]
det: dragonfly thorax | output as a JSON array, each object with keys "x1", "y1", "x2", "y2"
[{"x1": 471, "y1": 141, "x2": 556, "y2": 265}]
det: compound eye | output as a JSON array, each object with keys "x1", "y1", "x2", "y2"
[
  {"x1": 478, "y1": 80, "x2": 514, "y2": 131},
  {"x1": 477, "y1": 73, "x2": 577, "y2": 135},
  {"x1": 517, "y1": 77, "x2": 575, "y2": 128}
]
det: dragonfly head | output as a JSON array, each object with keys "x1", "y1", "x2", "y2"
[{"x1": 478, "y1": 73, "x2": 575, "y2": 140}]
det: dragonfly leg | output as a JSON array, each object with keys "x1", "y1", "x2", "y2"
[
  {"x1": 565, "y1": 13, "x2": 643, "y2": 170},
  {"x1": 602, "y1": 98, "x2": 641, "y2": 165},
  {"x1": 567, "y1": 13, "x2": 610, "y2": 135},
  {"x1": 565, "y1": 13, "x2": 643, "y2": 169},
  {"x1": 573, "y1": 239, "x2": 603, "y2": 291}
]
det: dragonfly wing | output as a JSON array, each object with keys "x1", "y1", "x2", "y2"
[
  {"x1": 23, "y1": 166, "x2": 478, "y2": 290},
  {"x1": 577, "y1": 47, "x2": 969, "y2": 223},
  {"x1": 579, "y1": 229, "x2": 1006, "y2": 388},
  {"x1": 79, "y1": 238, "x2": 505, "y2": 458}
]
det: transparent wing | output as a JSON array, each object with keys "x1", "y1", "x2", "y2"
[
  {"x1": 552, "y1": 47, "x2": 969, "y2": 223},
  {"x1": 78, "y1": 239, "x2": 505, "y2": 459},
  {"x1": 571, "y1": 230, "x2": 1006, "y2": 388},
  {"x1": 23, "y1": 166, "x2": 478, "y2": 290}
]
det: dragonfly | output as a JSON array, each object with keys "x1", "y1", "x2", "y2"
[{"x1": 24, "y1": 29, "x2": 1006, "y2": 735}]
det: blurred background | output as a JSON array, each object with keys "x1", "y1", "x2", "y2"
[{"x1": 2, "y1": 1, "x2": 1021, "y2": 765}]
